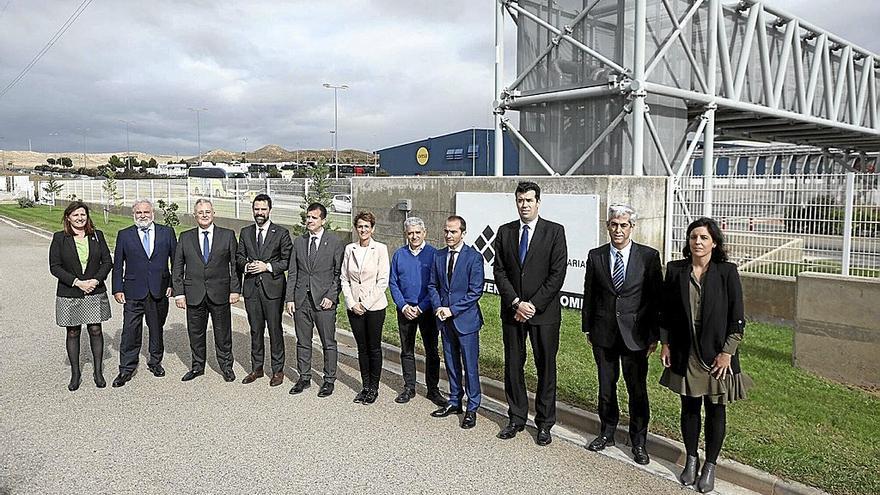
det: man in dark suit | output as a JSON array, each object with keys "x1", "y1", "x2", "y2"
[
  {"x1": 492, "y1": 182, "x2": 568, "y2": 446},
  {"x1": 427, "y1": 215, "x2": 484, "y2": 430},
  {"x1": 582, "y1": 204, "x2": 662, "y2": 465},
  {"x1": 111, "y1": 199, "x2": 178, "y2": 387},
  {"x1": 285, "y1": 202, "x2": 344, "y2": 398},
  {"x1": 237, "y1": 194, "x2": 293, "y2": 387},
  {"x1": 172, "y1": 198, "x2": 241, "y2": 383}
]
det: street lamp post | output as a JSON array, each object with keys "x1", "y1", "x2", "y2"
[
  {"x1": 242, "y1": 137, "x2": 248, "y2": 163},
  {"x1": 322, "y1": 82, "x2": 348, "y2": 179},
  {"x1": 77, "y1": 128, "x2": 89, "y2": 168},
  {"x1": 118, "y1": 119, "x2": 133, "y2": 167},
  {"x1": 188, "y1": 107, "x2": 208, "y2": 166}
]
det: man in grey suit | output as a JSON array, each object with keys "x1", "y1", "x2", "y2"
[
  {"x1": 237, "y1": 194, "x2": 293, "y2": 387},
  {"x1": 172, "y1": 198, "x2": 241, "y2": 383},
  {"x1": 285, "y1": 202, "x2": 344, "y2": 398}
]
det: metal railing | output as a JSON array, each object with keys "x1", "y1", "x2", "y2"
[
  {"x1": 49, "y1": 178, "x2": 353, "y2": 229},
  {"x1": 669, "y1": 172, "x2": 880, "y2": 278}
]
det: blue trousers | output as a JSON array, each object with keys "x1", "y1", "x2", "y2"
[{"x1": 440, "y1": 321, "x2": 481, "y2": 412}]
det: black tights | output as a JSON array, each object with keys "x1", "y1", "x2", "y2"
[
  {"x1": 681, "y1": 395, "x2": 727, "y2": 464},
  {"x1": 66, "y1": 324, "x2": 104, "y2": 378}
]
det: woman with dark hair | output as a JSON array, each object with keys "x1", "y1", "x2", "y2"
[
  {"x1": 49, "y1": 201, "x2": 113, "y2": 391},
  {"x1": 340, "y1": 210, "x2": 390, "y2": 404},
  {"x1": 659, "y1": 217, "x2": 752, "y2": 493}
]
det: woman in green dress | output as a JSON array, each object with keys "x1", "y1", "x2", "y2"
[{"x1": 659, "y1": 217, "x2": 752, "y2": 493}]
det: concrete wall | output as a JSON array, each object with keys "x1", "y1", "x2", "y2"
[
  {"x1": 741, "y1": 273, "x2": 796, "y2": 324},
  {"x1": 350, "y1": 175, "x2": 668, "y2": 259},
  {"x1": 795, "y1": 273, "x2": 880, "y2": 387}
]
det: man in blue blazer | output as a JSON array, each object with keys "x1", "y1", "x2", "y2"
[
  {"x1": 427, "y1": 215, "x2": 484, "y2": 429},
  {"x1": 111, "y1": 200, "x2": 178, "y2": 387}
]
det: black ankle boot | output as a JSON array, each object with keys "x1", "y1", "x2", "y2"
[
  {"x1": 68, "y1": 369, "x2": 81, "y2": 391},
  {"x1": 679, "y1": 455, "x2": 700, "y2": 486},
  {"x1": 697, "y1": 461, "x2": 716, "y2": 493}
]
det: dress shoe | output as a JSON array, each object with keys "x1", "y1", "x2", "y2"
[
  {"x1": 289, "y1": 379, "x2": 311, "y2": 394},
  {"x1": 242, "y1": 369, "x2": 264, "y2": 384},
  {"x1": 394, "y1": 388, "x2": 416, "y2": 404},
  {"x1": 94, "y1": 372, "x2": 106, "y2": 388},
  {"x1": 353, "y1": 388, "x2": 367, "y2": 403},
  {"x1": 431, "y1": 404, "x2": 463, "y2": 418},
  {"x1": 632, "y1": 446, "x2": 650, "y2": 465},
  {"x1": 363, "y1": 388, "x2": 378, "y2": 404},
  {"x1": 222, "y1": 368, "x2": 236, "y2": 383},
  {"x1": 269, "y1": 372, "x2": 284, "y2": 387},
  {"x1": 679, "y1": 455, "x2": 700, "y2": 486},
  {"x1": 68, "y1": 373, "x2": 81, "y2": 392},
  {"x1": 497, "y1": 423, "x2": 525, "y2": 440},
  {"x1": 112, "y1": 372, "x2": 132, "y2": 388},
  {"x1": 587, "y1": 435, "x2": 615, "y2": 452},
  {"x1": 147, "y1": 363, "x2": 165, "y2": 377},
  {"x1": 317, "y1": 382, "x2": 334, "y2": 397},
  {"x1": 697, "y1": 461, "x2": 716, "y2": 493},
  {"x1": 536, "y1": 426, "x2": 553, "y2": 446},
  {"x1": 460, "y1": 411, "x2": 477, "y2": 429},
  {"x1": 426, "y1": 389, "x2": 448, "y2": 407},
  {"x1": 181, "y1": 369, "x2": 204, "y2": 382}
]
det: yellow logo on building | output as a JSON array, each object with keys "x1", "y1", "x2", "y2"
[{"x1": 416, "y1": 147, "x2": 429, "y2": 166}]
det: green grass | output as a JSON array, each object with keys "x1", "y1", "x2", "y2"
[
  {"x1": 743, "y1": 260, "x2": 880, "y2": 278},
  {"x1": 5, "y1": 204, "x2": 877, "y2": 494}
]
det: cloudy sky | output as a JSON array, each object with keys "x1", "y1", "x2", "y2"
[{"x1": 0, "y1": 0, "x2": 877, "y2": 157}]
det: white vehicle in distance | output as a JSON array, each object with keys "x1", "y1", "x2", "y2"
[{"x1": 330, "y1": 194, "x2": 352, "y2": 213}]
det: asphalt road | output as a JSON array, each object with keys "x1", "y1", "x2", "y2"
[{"x1": 0, "y1": 218, "x2": 708, "y2": 495}]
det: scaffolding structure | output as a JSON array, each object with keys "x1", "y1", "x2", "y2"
[{"x1": 493, "y1": 0, "x2": 880, "y2": 217}]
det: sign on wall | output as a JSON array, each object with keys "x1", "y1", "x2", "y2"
[
  {"x1": 455, "y1": 192, "x2": 601, "y2": 310},
  {"x1": 416, "y1": 147, "x2": 429, "y2": 166}
]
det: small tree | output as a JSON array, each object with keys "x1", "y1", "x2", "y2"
[
  {"x1": 292, "y1": 164, "x2": 334, "y2": 236},
  {"x1": 148, "y1": 157, "x2": 158, "y2": 168},
  {"x1": 47, "y1": 158, "x2": 56, "y2": 166},
  {"x1": 157, "y1": 199, "x2": 180, "y2": 228},
  {"x1": 60, "y1": 157, "x2": 73, "y2": 167},
  {"x1": 42, "y1": 177, "x2": 64, "y2": 211},
  {"x1": 108, "y1": 155, "x2": 123, "y2": 168},
  {"x1": 102, "y1": 170, "x2": 122, "y2": 223}
]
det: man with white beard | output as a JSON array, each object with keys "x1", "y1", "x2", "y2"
[{"x1": 111, "y1": 199, "x2": 178, "y2": 387}]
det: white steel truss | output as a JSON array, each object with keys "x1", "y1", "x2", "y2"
[{"x1": 494, "y1": 0, "x2": 880, "y2": 214}]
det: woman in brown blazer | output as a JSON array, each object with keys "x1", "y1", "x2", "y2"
[
  {"x1": 340, "y1": 211, "x2": 390, "y2": 405},
  {"x1": 49, "y1": 201, "x2": 113, "y2": 391},
  {"x1": 659, "y1": 217, "x2": 752, "y2": 493}
]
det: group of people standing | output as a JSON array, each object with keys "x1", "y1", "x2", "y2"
[{"x1": 48, "y1": 180, "x2": 751, "y2": 493}]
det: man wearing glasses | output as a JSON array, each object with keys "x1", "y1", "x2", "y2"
[{"x1": 581, "y1": 205, "x2": 662, "y2": 466}]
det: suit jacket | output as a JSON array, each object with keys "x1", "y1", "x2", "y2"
[
  {"x1": 49, "y1": 230, "x2": 112, "y2": 298},
  {"x1": 427, "y1": 244, "x2": 484, "y2": 335},
  {"x1": 492, "y1": 217, "x2": 568, "y2": 325},
  {"x1": 112, "y1": 224, "x2": 177, "y2": 300},
  {"x1": 171, "y1": 225, "x2": 241, "y2": 305},
  {"x1": 581, "y1": 241, "x2": 662, "y2": 351},
  {"x1": 285, "y1": 230, "x2": 345, "y2": 308},
  {"x1": 340, "y1": 239, "x2": 390, "y2": 311},
  {"x1": 236, "y1": 223, "x2": 293, "y2": 300},
  {"x1": 660, "y1": 259, "x2": 746, "y2": 375}
]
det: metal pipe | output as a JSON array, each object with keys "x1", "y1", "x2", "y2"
[
  {"x1": 755, "y1": 6, "x2": 775, "y2": 107},
  {"x1": 805, "y1": 34, "x2": 826, "y2": 115},
  {"x1": 644, "y1": 112, "x2": 675, "y2": 176},
  {"x1": 733, "y1": 5, "x2": 759, "y2": 100},
  {"x1": 676, "y1": 115, "x2": 708, "y2": 178},
  {"x1": 704, "y1": 0, "x2": 719, "y2": 218},
  {"x1": 563, "y1": 108, "x2": 627, "y2": 175},
  {"x1": 502, "y1": 119, "x2": 556, "y2": 175},
  {"x1": 771, "y1": 19, "x2": 796, "y2": 109},
  {"x1": 791, "y1": 20, "x2": 807, "y2": 114},
  {"x1": 503, "y1": 84, "x2": 618, "y2": 109},
  {"x1": 495, "y1": 0, "x2": 505, "y2": 177},
  {"x1": 631, "y1": 0, "x2": 647, "y2": 176},
  {"x1": 645, "y1": 0, "x2": 706, "y2": 90},
  {"x1": 841, "y1": 171, "x2": 855, "y2": 275}
]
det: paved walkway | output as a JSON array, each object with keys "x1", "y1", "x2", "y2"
[{"x1": 0, "y1": 218, "x2": 735, "y2": 494}]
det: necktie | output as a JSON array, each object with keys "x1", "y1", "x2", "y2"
[
  {"x1": 447, "y1": 250, "x2": 458, "y2": 284},
  {"x1": 519, "y1": 224, "x2": 530, "y2": 265},
  {"x1": 257, "y1": 227, "x2": 264, "y2": 251},
  {"x1": 141, "y1": 227, "x2": 151, "y2": 257},
  {"x1": 612, "y1": 251, "x2": 625, "y2": 292},
  {"x1": 202, "y1": 231, "x2": 210, "y2": 264},
  {"x1": 308, "y1": 236, "x2": 318, "y2": 266}
]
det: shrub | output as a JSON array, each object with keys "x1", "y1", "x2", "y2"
[{"x1": 17, "y1": 197, "x2": 35, "y2": 208}]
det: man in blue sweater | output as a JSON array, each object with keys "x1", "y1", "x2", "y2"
[{"x1": 389, "y1": 217, "x2": 447, "y2": 407}]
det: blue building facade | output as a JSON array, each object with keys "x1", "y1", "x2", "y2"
[{"x1": 376, "y1": 129, "x2": 519, "y2": 176}]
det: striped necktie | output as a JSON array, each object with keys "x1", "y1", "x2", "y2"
[{"x1": 612, "y1": 251, "x2": 625, "y2": 292}]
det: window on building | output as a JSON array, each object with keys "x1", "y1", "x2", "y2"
[
  {"x1": 467, "y1": 144, "x2": 479, "y2": 159},
  {"x1": 445, "y1": 148, "x2": 463, "y2": 160}
]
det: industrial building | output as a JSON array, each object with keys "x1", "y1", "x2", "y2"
[{"x1": 376, "y1": 129, "x2": 519, "y2": 176}]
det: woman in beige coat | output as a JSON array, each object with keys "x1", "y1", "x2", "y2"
[{"x1": 341, "y1": 211, "x2": 390, "y2": 404}]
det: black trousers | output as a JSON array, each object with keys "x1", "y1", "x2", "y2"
[
  {"x1": 502, "y1": 321, "x2": 560, "y2": 428},
  {"x1": 119, "y1": 293, "x2": 169, "y2": 373},
  {"x1": 592, "y1": 339, "x2": 650, "y2": 446},
  {"x1": 186, "y1": 296, "x2": 233, "y2": 373},
  {"x1": 244, "y1": 291, "x2": 285, "y2": 374},
  {"x1": 397, "y1": 310, "x2": 441, "y2": 392},
  {"x1": 348, "y1": 309, "x2": 385, "y2": 390}
]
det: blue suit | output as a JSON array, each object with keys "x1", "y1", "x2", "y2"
[
  {"x1": 428, "y1": 243, "x2": 484, "y2": 411},
  {"x1": 112, "y1": 223, "x2": 177, "y2": 373}
]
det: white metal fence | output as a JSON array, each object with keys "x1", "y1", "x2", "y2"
[
  {"x1": 669, "y1": 172, "x2": 880, "y2": 278},
  {"x1": 47, "y1": 178, "x2": 353, "y2": 228}
]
